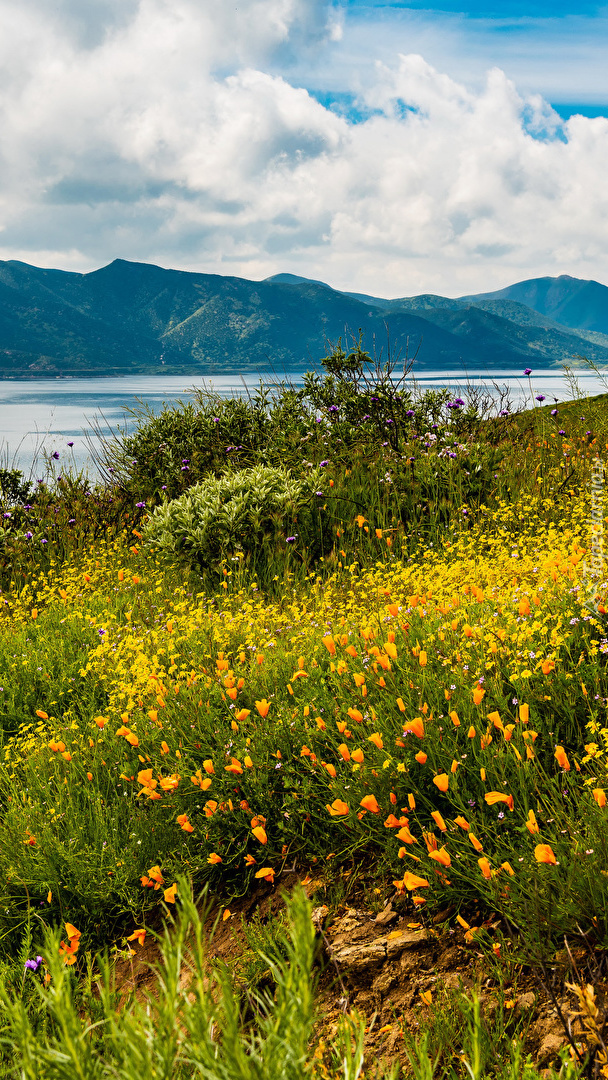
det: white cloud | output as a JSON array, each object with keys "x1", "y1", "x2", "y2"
[{"x1": 0, "y1": 0, "x2": 608, "y2": 295}]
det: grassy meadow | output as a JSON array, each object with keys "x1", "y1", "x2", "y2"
[{"x1": 0, "y1": 350, "x2": 608, "y2": 1078}]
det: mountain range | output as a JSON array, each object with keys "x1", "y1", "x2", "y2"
[{"x1": 0, "y1": 258, "x2": 607, "y2": 378}]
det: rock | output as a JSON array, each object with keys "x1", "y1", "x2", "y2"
[
  {"x1": 516, "y1": 992, "x2": 537, "y2": 1014},
  {"x1": 331, "y1": 940, "x2": 387, "y2": 971},
  {"x1": 311, "y1": 905, "x2": 329, "y2": 930},
  {"x1": 375, "y1": 903, "x2": 398, "y2": 927},
  {"x1": 400, "y1": 951, "x2": 426, "y2": 975},
  {"x1": 331, "y1": 928, "x2": 430, "y2": 972},
  {"x1": 353, "y1": 990, "x2": 375, "y2": 1012},
  {"x1": 436, "y1": 946, "x2": 462, "y2": 969},
  {"x1": 536, "y1": 1033, "x2": 565, "y2": 1066},
  {"x1": 432, "y1": 904, "x2": 455, "y2": 925},
  {"x1": 386, "y1": 929, "x2": 431, "y2": 959},
  {"x1": 372, "y1": 967, "x2": 397, "y2": 994}
]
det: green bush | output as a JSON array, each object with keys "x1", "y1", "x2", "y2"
[{"x1": 143, "y1": 464, "x2": 326, "y2": 571}]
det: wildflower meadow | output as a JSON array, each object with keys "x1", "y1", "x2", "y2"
[{"x1": 0, "y1": 350, "x2": 607, "y2": 1079}]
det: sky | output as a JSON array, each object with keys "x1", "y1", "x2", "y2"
[{"x1": 0, "y1": 0, "x2": 608, "y2": 296}]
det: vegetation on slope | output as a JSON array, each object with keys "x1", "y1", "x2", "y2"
[{"x1": 0, "y1": 352, "x2": 607, "y2": 1077}]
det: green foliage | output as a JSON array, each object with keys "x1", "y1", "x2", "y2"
[
  {"x1": 0, "y1": 468, "x2": 32, "y2": 509},
  {"x1": 0, "y1": 886, "x2": 337, "y2": 1080},
  {"x1": 143, "y1": 464, "x2": 327, "y2": 574},
  {"x1": 0, "y1": 886, "x2": 581, "y2": 1079}
]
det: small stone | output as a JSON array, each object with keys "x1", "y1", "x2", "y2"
[
  {"x1": 372, "y1": 967, "x2": 397, "y2": 994},
  {"x1": 516, "y1": 992, "x2": 536, "y2": 1013},
  {"x1": 375, "y1": 903, "x2": 397, "y2": 926},
  {"x1": 311, "y1": 905, "x2": 329, "y2": 930},
  {"x1": 536, "y1": 1033, "x2": 565, "y2": 1066}
]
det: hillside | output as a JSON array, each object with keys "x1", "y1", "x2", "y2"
[
  {"x1": 1, "y1": 258, "x2": 607, "y2": 377},
  {"x1": 463, "y1": 273, "x2": 608, "y2": 335}
]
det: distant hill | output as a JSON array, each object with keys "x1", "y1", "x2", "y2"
[
  {"x1": 463, "y1": 274, "x2": 608, "y2": 336},
  {"x1": 0, "y1": 259, "x2": 607, "y2": 378}
]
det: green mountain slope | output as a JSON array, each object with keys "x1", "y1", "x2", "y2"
[
  {"x1": 1, "y1": 259, "x2": 607, "y2": 377},
  {"x1": 463, "y1": 274, "x2": 608, "y2": 335}
]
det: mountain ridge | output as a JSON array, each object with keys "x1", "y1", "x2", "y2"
[{"x1": 0, "y1": 258, "x2": 606, "y2": 378}]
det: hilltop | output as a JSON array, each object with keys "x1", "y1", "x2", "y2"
[{"x1": 0, "y1": 258, "x2": 607, "y2": 376}]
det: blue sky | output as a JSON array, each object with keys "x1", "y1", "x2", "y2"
[
  {"x1": 292, "y1": 0, "x2": 608, "y2": 111},
  {"x1": 0, "y1": 0, "x2": 607, "y2": 297}
]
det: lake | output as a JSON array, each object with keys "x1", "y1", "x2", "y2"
[{"x1": 1, "y1": 367, "x2": 607, "y2": 477}]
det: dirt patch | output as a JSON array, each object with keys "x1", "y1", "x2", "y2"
[{"x1": 111, "y1": 874, "x2": 606, "y2": 1072}]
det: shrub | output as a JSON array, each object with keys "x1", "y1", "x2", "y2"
[{"x1": 143, "y1": 464, "x2": 326, "y2": 572}]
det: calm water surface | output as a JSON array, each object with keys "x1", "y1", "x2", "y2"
[{"x1": 1, "y1": 368, "x2": 606, "y2": 476}]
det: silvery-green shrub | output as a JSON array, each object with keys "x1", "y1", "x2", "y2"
[{"x1": 143, "y1": 464, "x2": 323, "y2": 569}]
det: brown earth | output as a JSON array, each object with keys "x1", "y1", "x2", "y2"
[{"x1": 112, "y1": 872, "x2": 607, "y2": 1075}]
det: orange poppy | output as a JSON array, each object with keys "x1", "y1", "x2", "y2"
[
  {"x1": 472, "y1": 686, "x2": 485, "y2": 705},
  {"x1": 484, "y1": 792, "x2": 514, "y2": 811},
  {"x1": 224, "y1": 757, "x2": 243, "y2": 774},
  {"x1": 415, "y1": 751, "x2": 428, "y2": 764},
  {"x1": 433, "y1": 774, "x2": 449, "y2": 792},
  {"x1": 554, "y1": 746, "x2": 570, "y2": 771},
  {"x1": 534, "y1": 844, "x2": 557, "y2": 864},
  {"x1": 176, "y1": 814, "x2": 194, "y2": 833},
  {"x1": 207, "y1": 853, "x2": 223, "y2": 864},
  {"x1": 159, "y1": 774, "x2": 179, "y2": 791},
  {"x1": 235, "y1": 709, "x2": 251, "y2": 721},
  {"x1": 469, "y1": 833, "x2": 483, "y2": 852},
  {"x1": 429, "y1": 847, "x2": 451, "y2": 867},
  {"x1": 593, "y1": 789, "x2": 606, "y2": 807},
  {"x1": 351, "y1": 748, "x2": 364, "y2": 763},
  {"x1": 255, "y1": 699, "x2": 270, "y2": 718},
  {"x1": 164, "y1": 883, "x2": 177, "y2": 904},
  {"x1": 454, "y1": 816, "x2": 470, "y2": 830},
  {"x1": 360, "y1": 794, "x2": 381, "y2": 814},
  {"x1": 327, "y1": 799, "x2": 349, "y2": 816},
  {"x1": 404, "y1": 717, "x2": 425, "y2": 739},
  {"x1": 252, "y1": 826, "x2": 268, "y2": 844},
  {"x1": 137, "y1": 769, "x2": 156, "y2": 789},
  {"x1": 401, "y1": 872, "x2": 430, "y2": 890},
  {"x1": 348, "y1": 708, "x2": 364, "y2": 723},
  {"x1": 396, "y1": 825, "x2": 417, "y2": 844},
  {"x1": 368, "y1": 732, "x2": 383, "y2": 749},
  {"x1": 254, "y1": 867, "x2": 275, "y2": 883},
  {"x1": 431, "y1": 811, "x2": 447, "y2": 832},
  {"x1": 203, "y1": 760, "x2": 214, "y2": 775},
  {"x1": 478, "y1": 857, "x2": 492, "y2": 879},
  {"x1": 127, "y1": 928, "x2": 147, "y2": 947}
]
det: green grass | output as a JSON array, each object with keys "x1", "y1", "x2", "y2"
[{"x1": 0, "y1": 364, "x2": 607, "y2": 1076}]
